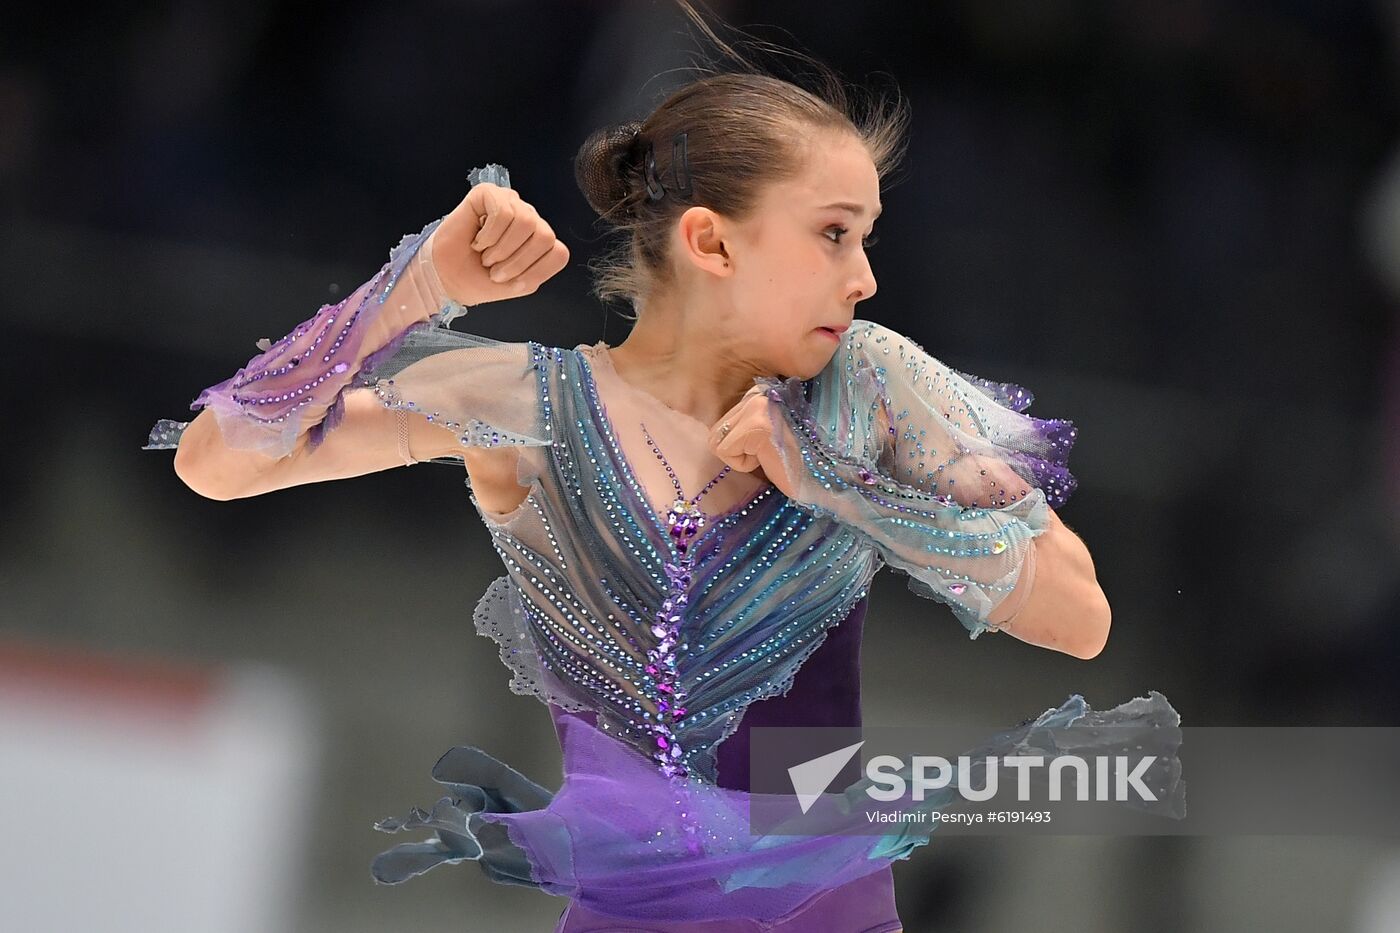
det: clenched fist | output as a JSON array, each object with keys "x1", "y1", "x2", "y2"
[
  {"x1": 707, "y1": 383, "x2": 806, "y2": 501},
  {"x1": 429, "y1": 182, "x2": 570, "y2": 306}
]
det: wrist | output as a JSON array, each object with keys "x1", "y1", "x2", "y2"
[{"x1": 419, "y1": 226, "x2": 480, "y2": 321}]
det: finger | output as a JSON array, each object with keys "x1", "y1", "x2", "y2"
[
  {"x1": 489, "y1": 227, "x2": 557, "y2": 283},
  {"x1": 463, "y1": 184, "x2": 503, "y2": 239},
  {"x1": 475, "y1": 201, "x2": 516, "y2": 252},
  {"x1": 484, "y1": 214, "x2": 543, "y2": 275},
  {"x1": 481, "y1": 208, "x2": 543, "y2": 269},
  {"x1": 707, "y1": 412, "x2": 737, "y2": 452},
  {"x1": 501, "y1": 239, "x2": 570, "y2": 295},
  {"x1": 743, "y1": 383, "x2": 774, "y2": 402},
  {"x1": 709, "y1": 394, "x2": 760, "y2": 451},
  {"x1": 712, "y1": 408, "x2": 767, "y2": 464},
  {"x1": 469, "y1": 187, "x2": 518, "y2": 251},
  {"x1": 715, "y1": 438, "x2": 762, "y2": 474},
  {"x1": 709, "y1": 393, "x2": 755, "y2": 446},
  {"x1": 709, "y1": 420, "x2": 749, "y2": 470},
  {"x1": 726, "y1": 452, "x2": 760, "y2": 473}
]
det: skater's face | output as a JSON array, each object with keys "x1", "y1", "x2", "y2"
[
  {"x1": 668, "y1": 129, "x2": 881, "y2": 380},
  {"x1": 724, "y1": 130, "x2": 882, "y2": 379}
]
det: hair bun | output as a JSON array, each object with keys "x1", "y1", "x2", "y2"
[{"x1": 574, "y1": 121, "x2": 645, "y2": 223}]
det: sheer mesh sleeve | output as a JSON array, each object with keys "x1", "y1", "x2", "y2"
[
  {"x1": 361, "y1": 326, "x2": 554, "y2": 455},
  {"x1": 761, "y1": 320, "x2": 1078, "y2": 639},
  {"x1": 143, "y1": 164, "x2": 552, "y2": 460}
]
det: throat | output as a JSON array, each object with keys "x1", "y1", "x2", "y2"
[{"x1": 599, "y1": 344, "x2": 730, "y2": 428}]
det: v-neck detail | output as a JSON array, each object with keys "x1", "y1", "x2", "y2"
[{"x1": 574, "y1": 347, "x2": 775, "y2": 551}]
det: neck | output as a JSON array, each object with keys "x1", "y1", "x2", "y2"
[{"x1": 606, "y1": 298, "x2": 765, "y2": 427}]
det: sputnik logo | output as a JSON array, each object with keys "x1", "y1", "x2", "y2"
[{"x1": 788, "y1": 741, "x2": 865, "y2": 814}]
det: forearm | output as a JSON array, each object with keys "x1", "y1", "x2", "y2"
[
  {"x1": 183, "y1": 221, "x2": 451, "y2": 454},
  {"x1": 996, "y1": 508, "x2": 1110, "y2": 659},
  {"x1": 158, "y1": 219, "x2": 457, "y2": 500}
]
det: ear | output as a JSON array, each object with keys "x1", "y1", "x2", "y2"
[{"x1": 675, "y1": 206, "x2": 732, "y2": 277}]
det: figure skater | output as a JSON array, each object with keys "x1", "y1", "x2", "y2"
[{"x1": 145, "y1": 5, "x2": 1182, "y2": 929}]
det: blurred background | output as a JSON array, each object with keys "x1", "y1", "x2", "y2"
[{"x1": 3, "y1": 0, "x2": 1399, "y2": 930}]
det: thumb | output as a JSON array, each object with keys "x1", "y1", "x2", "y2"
[
  {"x1": 719, "y1": 450, "x2": 760, "y2": 474},
  {"x1": 434, "y1": 185, "x2": 496, "y2": 258},
  {"x1": 463, "y1": 183, "x2": 511, "y2": 250}
]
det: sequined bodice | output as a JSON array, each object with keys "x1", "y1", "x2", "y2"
[{"x1": 469, "y1": 342, "x2": 881, "y2": 786}]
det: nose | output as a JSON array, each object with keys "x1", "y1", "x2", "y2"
[{"x1": 847, "y1": 249, "x2": 877, "y2": 303}]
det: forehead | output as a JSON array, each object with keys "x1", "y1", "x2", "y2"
[{"x1": 770, "y1": 134, "x2": 881, "y2": 217}]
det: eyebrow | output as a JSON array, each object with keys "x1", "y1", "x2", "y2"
[{"x1": 819, "y1": 201, "x2": 883, "y2": 219}]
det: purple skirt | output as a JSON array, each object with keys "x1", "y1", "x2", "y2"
[
  {"x1": 549, "y1": 598, "x2": 902, "y2": 932},
  {"x1": 552, "y1": 866, "x2": 900, "y2": 932},
  {"x1": 370, "y1": 599, "x2": 1183, "y2": 930}
]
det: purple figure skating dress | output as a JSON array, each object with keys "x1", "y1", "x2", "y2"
[{"x1": 145, "y1": 165, "x2": 1182, "y2": 931}]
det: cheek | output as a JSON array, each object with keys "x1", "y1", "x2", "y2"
[
  {"x1": 765, "y1": 238, "x2": 823, "y2": 278},
  {"x1": 764, "y1": 247, "x2": 827, "y2": 303}
]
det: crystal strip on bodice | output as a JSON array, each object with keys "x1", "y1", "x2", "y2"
[{"x1": 650, "y1": 501, "x2": 702, "y2": 779}]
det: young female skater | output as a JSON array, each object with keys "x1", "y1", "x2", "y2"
[{"x1": 146, "y1": 12, "x2": 1181, "y2": 930}]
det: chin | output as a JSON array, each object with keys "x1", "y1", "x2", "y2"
[
  {"x1": 773, "y1": 335, "x2": 840, "y2": 381},
  {"x1": 788, "y1": 355, "x2": 836, "y2": 382}
]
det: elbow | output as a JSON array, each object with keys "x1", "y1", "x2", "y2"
[
  {"x1": 1068, "y1": 593, "x2": 1112, "y2": 660},
  {"x1": 173, "y1": 440, "x2": 245, "y2": 501},
  {"x1": 174, "y1": 459, "x2": 238, "y2": 501},
  {"x1": 169, "y1": 410, "x2": 269, "y2": 501}
]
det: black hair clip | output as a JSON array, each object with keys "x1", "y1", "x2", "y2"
[
  {"x1": 642, "y1": 131, "x2": 693, "y2": 201},
  {"x1": 669, "y1": 131, "x2": 692, "y2": 198},
  {"x1": 643, "y1": 143, "x2": 666, "y2": 201}
]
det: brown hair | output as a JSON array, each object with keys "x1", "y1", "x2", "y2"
[{"x1": 572, "y1": 0, "x2": 910, "y2": 318}]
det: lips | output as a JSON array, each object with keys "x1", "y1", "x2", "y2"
[{"x1": 817, "y1": 324, "x2": 849, "y2": 337}]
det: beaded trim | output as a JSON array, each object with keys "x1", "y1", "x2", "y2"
[{"x1": 638, "y1": 422, "x2": 731, "y2": 782}]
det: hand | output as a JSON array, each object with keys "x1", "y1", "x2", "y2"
[
  {"x1": 430, "y1": 182, "x2": 570, "y2": 306},
  {"x1": 707, "y1": 384, "x2": 805, "y2": 501}
]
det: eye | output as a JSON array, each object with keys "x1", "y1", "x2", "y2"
[{"x1": 825, "y1": 226, "x2": 879, "y2": 249}]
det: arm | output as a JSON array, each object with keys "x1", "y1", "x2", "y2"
[
  {"x1": 167, "y1": 226, "x2": 461, "y2": 499},
  {"x1": 992, "y1": 507, "x2": 1111, "y2": 658},
  {"x1": 173, "y1": 390, "x2": 456, "y2": 501},
  {"x1": 753, "y1": 321, "x2": 1100, "y2": 654},
  {"x1": 867, "y1": 397, "x2": 1110, "y2": 657},
  {"x1": 148, "y1": 165, "x2": 569, "y2": 500}
]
